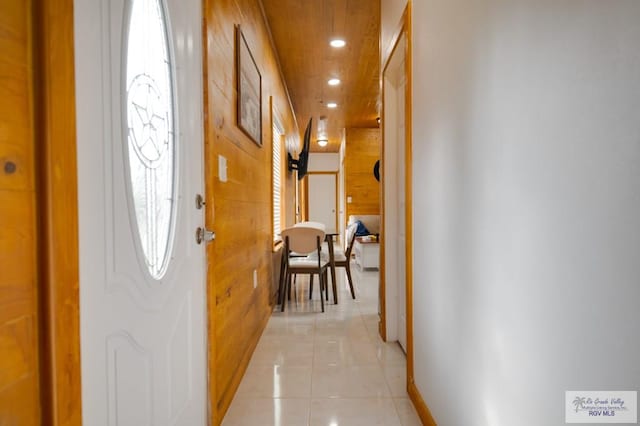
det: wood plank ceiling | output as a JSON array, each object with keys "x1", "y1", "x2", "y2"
[{"x1": 261, "y1": 0, "x2": 381, "y2": 153}]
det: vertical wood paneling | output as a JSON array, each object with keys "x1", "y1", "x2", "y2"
[
  {"x1": 344, "y1": 127, "x2": 381, "y2": 219},
  {"x1": 0, "y1": 1, "x2": 41, "y2": 423},
  {"x1": 203, "y1": 0, "x2": 298, "y2": 422},
  {"x1": 1, "y1": 0, "x2": 81, "y2": 423}
]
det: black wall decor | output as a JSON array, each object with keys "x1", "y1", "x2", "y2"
[{"x1": 373, "y1": 160, "x2": 380, "y2": 182}]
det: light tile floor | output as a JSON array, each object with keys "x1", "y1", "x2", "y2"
[{"x1": 223, "y1": 264, "x2": 422, "y2": 426}]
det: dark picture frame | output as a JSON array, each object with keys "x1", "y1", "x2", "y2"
[{"x1": 236, "y1": 26, "x2": 262, "y2": 147}]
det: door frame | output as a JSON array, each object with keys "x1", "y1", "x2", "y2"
[
  {"x1": 380, "y1": 3, "x2": 436, "y2": 425},
  {"x1": 382, "y1": 46, "x2": 407, "y2": 348},
  {"x1": 304, "y1": 171, "x2": 339, "y2": 233},
  {"x1": 33, "y1": 0, "x2": 82, "y2": 423}
]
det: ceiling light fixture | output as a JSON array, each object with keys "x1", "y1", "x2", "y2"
[
  {"x1": 330, "y1": 39, "x2": 346, "y2": 48},
  {"x1": 327, "y1": 102, "x2": 338, "y2": 108},
  {"x1": 317, "y1": 139, "x2": 328, "y2": 147},
  {"x1": 328, "y1": 78, "x2": 341, "y2": 86}
]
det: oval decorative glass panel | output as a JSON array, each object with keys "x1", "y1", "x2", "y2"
[{"x1": 125, "y1": 0, "x2": 176, "y2": 279}]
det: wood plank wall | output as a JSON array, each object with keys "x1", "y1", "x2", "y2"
[
  {"x1": 202, "y1": 0, "x2": 298, "y2": 422},
  {"x1": 0, "y1": 1, "x2": 41, "y2": 423},
  {"x1": 1, "y1": 1, "x2": 81, "y2": 424},
  {"x1": 344, "y1": 128, "x2": 381, "y2": 219}
]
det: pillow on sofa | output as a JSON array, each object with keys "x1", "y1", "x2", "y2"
[
  {"x1": 354, "y1": 220, "x2": 370, "y2": 236},
  {"x1": 348, "y1": 215, "x2": 380, "y2": 235}
]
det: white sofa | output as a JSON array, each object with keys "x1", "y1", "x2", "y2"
[{"x1": 347, "y1": 215, "x2": 380, "y2": 270}]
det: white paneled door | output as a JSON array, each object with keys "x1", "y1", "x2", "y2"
[
  {"x1": 308, "y1": 173, "x2": 338, "y2": 233},
  {"x1": 75, "y1": 0, "x2": 207, "y2": 424}
]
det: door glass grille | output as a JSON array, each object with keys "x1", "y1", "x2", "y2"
[{"x1": 125, "y1": 0, "x2": 176, "y2": 279}]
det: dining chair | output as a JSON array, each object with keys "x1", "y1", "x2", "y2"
[
  {"x1": 331, "y1": 231, "x2": 357, "y2": 299},
  {"x1": 310, "y1": 229, "x2": 357, "y2": 301},
  {"x1": 279, "y1": 226, "x2": 329, "y2": 312},
  {"x1": 293, "y1": 221, "x2": 339, "y2": 303}
]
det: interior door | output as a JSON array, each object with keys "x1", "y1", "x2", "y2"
[
  {"x1": 75, "y1": 0, "x2": 207, "y2": 424},
  {"x1": 307, "y1": 173, "x2": 338, "y2": 233}
]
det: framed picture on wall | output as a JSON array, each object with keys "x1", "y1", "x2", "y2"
[{"x1": 236, "y1": 25, "x2": 262, "y2": 147}]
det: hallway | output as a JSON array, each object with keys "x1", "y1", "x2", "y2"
[{"x1": 222, "y1": 267, "x2": 421, "y2": 425}]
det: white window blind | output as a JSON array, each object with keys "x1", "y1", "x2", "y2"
[{"x1": 272, "y1": 122, "x2": 284, "y2": 243}]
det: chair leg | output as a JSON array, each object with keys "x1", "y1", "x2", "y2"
[
  {"x1": 278, "y1": 259, "x2": 288, "y2": 306},
  {"x1": 281, "y1": 271, "x2": 289, "y2": 312},
  {"x1": 293, "y1": 277, "x2": 297, "y2": 301},
  {"x1": 332, "y1": 272, "x2": 338, "y2": 304},
  {"x1": 346, "y1": 263, "x2": 356, "y2": 299},
  {"x1": 325, "y1": 272, "x2": 330, "y2": 302},
  {"x1": 277, "y1": 254, "x2": 286, "y2": 305},
  {"x1": 319, "y1": 271, "x2": 325, "y2": 312},
  {"x1": 309, "y1": 274, "x2": 314, "y2": 299},
  {"x1": 330, "y1": 263, "x2": 337, "y2": 304}
]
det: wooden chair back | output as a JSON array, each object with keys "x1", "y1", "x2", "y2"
[{"x1": 281, "y1": 226, "x2": 325, "y2": 255}]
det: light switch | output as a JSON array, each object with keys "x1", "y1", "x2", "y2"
[
  {"x1": 218, "y1": 155, "x2": 227, "y2": 182},
  {"x1": 347, "y1": 196, "x2": 353, "y2": 203}
]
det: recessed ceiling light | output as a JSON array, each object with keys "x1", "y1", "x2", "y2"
[
  {"x1": 326, "y1": 102, "x2": 338, "y2": 108},
  {"x1": 330, "y1": 39, "x2": 346, "y2": 48},
  {"x1": 328, "y1": 78, "x2": 341, "y2": 86},
  {"x1": 317, "y1": 139, "x2": 328, "y2": 147}
]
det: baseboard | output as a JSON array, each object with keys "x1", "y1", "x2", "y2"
[{"x1": 408, "y1": 380, "x2": 437, "y2": 425}]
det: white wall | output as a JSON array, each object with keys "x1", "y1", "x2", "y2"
[
  {"x1": 411, "y1": 1, "x2": 640, "y2": 425},
  {"x1": 308, "y1": 153, "x2": 339, "y2": 172}
]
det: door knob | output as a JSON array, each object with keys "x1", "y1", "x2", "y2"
[{"x1": 196, "y1": 227, "x2": 215, "y2": 244}]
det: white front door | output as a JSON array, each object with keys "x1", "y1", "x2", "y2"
[
  {"x1": 75, "y1": 0, "x2": 207, "y2": 424},
  {"x1": 308, "y1": 173, "x2": 338, "y2": 233}
]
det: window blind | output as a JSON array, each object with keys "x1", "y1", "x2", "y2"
[{"x1": 272, "y1": 123, "x2": 283, "y2": 242}]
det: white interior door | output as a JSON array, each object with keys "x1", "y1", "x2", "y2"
[
  {"x1": 308, "y1": 173, "x2": 338, "y2": 233},
  {"x1": 75, "y1": 0, "x2": 207, "y2": 424}
]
